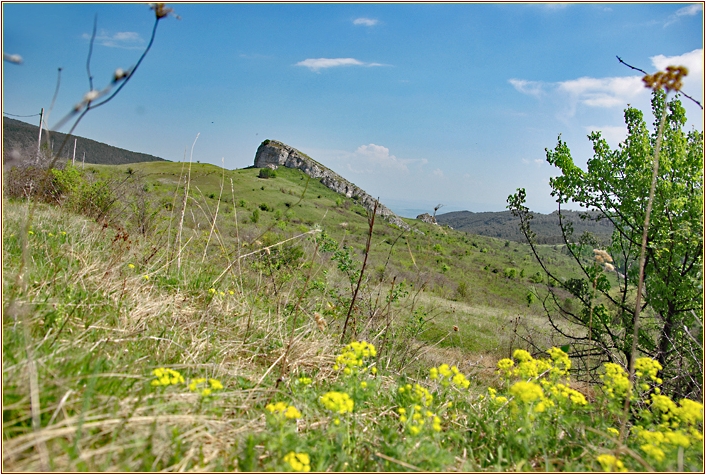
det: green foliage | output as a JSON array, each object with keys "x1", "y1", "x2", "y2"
[
  {"x1": 503, "y1": 268, "x2": 517, "y2": 279},
  {"x1": 508, "y1": 90, "x2": 703, "y2": 399},
  {"x1": 251, "y1": 208, "x2": 260, "y2": 223},
  {"x1": 258, "y1": 168, "x2": 277, "y2": 179}
]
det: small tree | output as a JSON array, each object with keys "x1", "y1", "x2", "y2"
[{"x1": 508, "y1": 90, "x2": 703, "y2": 399}]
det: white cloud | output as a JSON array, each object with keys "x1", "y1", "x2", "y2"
[
  {"x1": 676, "y1": 4, "x2": 702, "y2": 16},
  {"x1": 651, "y1": 49, "x2": 704, "y2": 103},
  {"x1": 665, "y1": 4, "x2": 702, "y2": 27},
  {"x1": 650, "y1": 49, "x2": 703, "y2": 77},
  {"x1": 509, "y1": 79, "x2": 545, "y2": 97},
  {"x1": 558, "y1": 76, "x2": 644, "y2": 108},
  {"x1": 433, "y1": 168, "x2": 444, "y2": 178},
  {"x1": 353, "y1": 17, "x2": 378, "y2": 26},
  {"x1": 296, "y1": 57, "x2": 385, "y2": 72},
  {"x1": 83, "y1": 29, "x2": 144, "y2": 49},
  {"x1": 510, "y1": 49, "x2": 704, "y2": 114},
  {"x1": 354, "y1": 144, "x2": 427, "y2": 172}
]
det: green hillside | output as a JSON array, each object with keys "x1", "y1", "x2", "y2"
[
  {"x1": 436, "y1": 209, "x2": 614, "y2": 245},
  {"x1": 3, "y1": 117, "x2": 167, "y2": 165},
  {"x1": 3, "y1": 159, "x2": 701, "y2": 471}
]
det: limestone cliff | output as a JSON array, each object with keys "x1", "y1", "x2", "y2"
[{"x1": 254, "y1": 140, "x2": 411, "y2": 231}]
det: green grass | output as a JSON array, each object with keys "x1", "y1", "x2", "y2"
[{"x1": 4, "y1": 162, "x2": 701, "y2": 471}]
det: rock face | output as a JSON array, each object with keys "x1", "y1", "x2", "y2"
[
  {"x1": 416, "y1": 213, "x2": 437, "y2": 225},
  {"x1": 254, "y1": 140, "x2": 411, "y2": 231}
]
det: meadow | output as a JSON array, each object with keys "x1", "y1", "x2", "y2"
[{"x1": 2, "y1": 157, "x2": 702, "y2": 471}]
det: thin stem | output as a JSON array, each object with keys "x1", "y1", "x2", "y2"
[
  {"x1": 341, "y1": 200, "x2": 378, "y2": 344},
  {"x1": 86, "y1": 15, "x2": 97, "y2": 91},
  {"x1": 619, "y1": 92, "x2": 669, "y2": 443}
]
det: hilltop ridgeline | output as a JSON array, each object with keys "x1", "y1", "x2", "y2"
[
  {"x1": 2, "y1": 117, "x2": 167, "y2": 166},
  {"x1": 254, "y1": 139, "x2": 411, "y2": 231}
]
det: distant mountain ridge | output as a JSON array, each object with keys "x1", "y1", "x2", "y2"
[
  {"x1": 435, "y1": 209, "x2": 614, "y2": 245},
  {"x1": 3, "y1": 117, "x2": 167, "y2": 165}
]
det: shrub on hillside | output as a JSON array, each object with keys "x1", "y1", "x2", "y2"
[{"x1": 258, "y1": 168, "x2": 277, "y2": 179}]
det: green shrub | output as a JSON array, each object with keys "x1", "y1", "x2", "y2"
[
  {"x1": 251, "y1": 208, "x2": 260, "y2": 223},
  {"x1": 258, "y1": 168, "x2": 277, "y2": 179}
]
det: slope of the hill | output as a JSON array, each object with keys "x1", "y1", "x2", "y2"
[
  {"x1": 2, "y1": 117, "x2": 167, "y2": 165},
  {"x1": 436, "y1": 209, "x2": 614, "y2": 245}
]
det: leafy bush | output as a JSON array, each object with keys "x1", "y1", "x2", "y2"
[{"x1": 258, "y1": 168, "x2": 277, "y2": 179}]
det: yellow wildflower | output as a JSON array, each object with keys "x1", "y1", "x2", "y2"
[
  {"x1": 596, "y1": 454, "x2": 627, "y2": 472},
  {"x1": 320, "y1": 391, "x2": 354, "y2": 414},
  {"x1": 151, "y1": 367, "x2": 184, "y2": 386},
  {"x1": 283, "y1": 452, "x2": 311, "y2": 472}
]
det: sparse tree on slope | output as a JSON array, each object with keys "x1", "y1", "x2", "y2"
[{"x1": 508, "y1": 90, "x2": 703, "y2": 399}]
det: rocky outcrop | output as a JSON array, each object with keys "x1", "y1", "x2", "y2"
[
  {"x1": 416, "y1": 213, "x2": 437, "y2": 225},
  {"x1": 254, "y1": 140, "x2": 412, "y2": 231}
]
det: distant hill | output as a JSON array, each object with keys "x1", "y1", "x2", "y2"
[
  {"x1": 435, "y1": 209, "x2": 614, "y2": 245},
  {"x1": 2, "y1": 117, "x2": 167, "y2": 166}
]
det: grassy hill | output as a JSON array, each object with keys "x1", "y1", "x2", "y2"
[
  {"x1": 3, "y1": 117, "x2": 167, "y2": 165},
  {"x1": 436, "y1": 209, "x2": 614, "y2": 245},
  {"x1": 4, "y1": 159, "x2": 700, "y2": 471}
]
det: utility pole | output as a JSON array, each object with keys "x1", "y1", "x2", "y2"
[
  {"x1": 36, "y1": 108, "x2": 44, "y2": 160},
  {"x1": 72, "y1": 138, "x2": 77, "y2": 166}
]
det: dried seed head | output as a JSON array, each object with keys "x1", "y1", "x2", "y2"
[
  {"x1": 150, "y1": 3, "x2": 173, "y2": 19},
  {"x1": 113, "y1": 68, "x2": 129, "y2": 82},
  {"x1": 593, "y1": 249, "x2": 613, "y2": 264},
  {"x1": 643, "y1": 65, "x2": 688, "y2": 92},
  {"x1": 453, "y1": 325, "x2": 459, "y2": 332},
  {"x1": 314, "y1": 312, "x2": 327, "y2": 331}
]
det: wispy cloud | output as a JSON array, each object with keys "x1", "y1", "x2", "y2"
[
  {"x1": 353, "y1": 17, "x2": 379, "y2": 26},
  {"x1": 509, "y1": 75, "x2": 644, "y2": 112},
  {"x1": 355, "y1": 144, "x2": 427, "y2": 173},
  {"x1": 665, "y1": 4, "x2": 702, "y2": 27},
  {"x1": 82, "y1": 29, "x2": 144, "y2": 49},
  {"x1": 557, "y1": 76, "x2": 644, "y2": 108},
  {"x1": 296, "y1": 57, "x2": 385, "y2": 72},
  {"x1": 509, "y1": 79, "x2": 545, "y2": 97}
]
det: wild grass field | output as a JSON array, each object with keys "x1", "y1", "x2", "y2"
[{"x1": 3, "y1": 154, "x2": 702, "y2": 471}]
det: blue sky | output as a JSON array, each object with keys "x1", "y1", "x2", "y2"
[{"x1": 3, "y1": 2, "x2": 703, "y2": 216}]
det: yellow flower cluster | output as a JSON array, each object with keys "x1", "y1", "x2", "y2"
[
  {"x1": 596, "y1": 454, "x2": 627, "y2": 472},
  {"x1": 283, "y1": 451, "x2": 311, "y2": 472},
  {"x1": 188, "y1": 377, "x2": 223, "y2": 396},
  {"x1": 429, "y1": 364, "x2": 470, "y2": 389},
  {"x1": 266, "y1": 401, "x2": 302, "y2": 419},
  {"x1": 298, "y1": 376, "x2": 312, "y2": 386},
  {"x1": 151, "y1": 367, "x2": 184, "y2": 386},
  {"x1": 333, "y1": 340, "x2": 377, "y2": 375},
  {"x1": 509, "y1": 381, "x2": 554, "y2": 413},
  {"x1": 635, "y1": 357, "x2": 663, "y2": 384},
  {"x1": 497, "y1": 349, "x2": 557, "y2": 380},
  {"x1": 600, "y1": 363, "x2": 631, "y2": 401},
  {"x1": 487, "y1": 387, "x2": 508, "y2": 405},
  {"x1": 398, "y1": 383, "x2": 433, "y2": 407},
  {"x1": 493, "y1": 348, "x2": 587, "y2": 416},
  {"x1": 399, "y1": 406, "x2": 443, "y2": 435},
  {"x1": 634, "y1": 394, "x2": 704, "y2": 462},
  {"x1": 635, "y1": 427, "x2": 693, "y2": 463},
  {"x1": 542, "y1": 382, "x2": 588, "y2": 406},
  {"x1": 320, "y1": 391, "x2": 354, "y2": 414}
]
